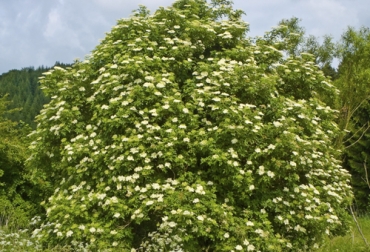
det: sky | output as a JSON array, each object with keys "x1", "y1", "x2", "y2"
[{"x1": 0, "y1": 0, "x2": 369, "y2": 75}]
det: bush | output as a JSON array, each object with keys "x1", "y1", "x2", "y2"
[
  {"x1": 0, "y1": 195, "x2": 33, "y2": 230},
  {"x1": 28, "y1": 0, "x2": 352, "y2": 251}
]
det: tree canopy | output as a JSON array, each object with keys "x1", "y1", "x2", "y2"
[
  {"x1": 0, "y1": 95, "x2": 34, "y2": 229},
  {"x1": 28, "y1": 0, "x2": 352, "y2": 251},
  {"x1": 335, "y1": 27, "x2": 370, "y2": 211}
]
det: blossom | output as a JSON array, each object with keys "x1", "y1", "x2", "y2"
[
  {"x1": 89, "y1": 227, "x2": 96, "y2": 233},
  {"x1": 168, "y1": 221, "x2": 177, "y2": 227},
  {"x1": 267, "y1": 171, "x2": 275, "y2": 178},
  {"x1": 294, "y1": 225, "x2": 307, "y2": 233},
  {"x1": 247, "y1": 244, "x2": 255, "y2": 251},
  {"x1": 66, "y1": 230, "x2": 73, "y2": 237},
  {"x1": 235, "y1": 245, "x2": 243, "y2": 251},
  {"x1": 197, "y1": 215, "x2": 204, "y2": 221},
  {"x1": 246, "y1": 221, "x2": 254, "y2": 226},
  {"x1": 152, "y1": 183, "x2": 160, "y2": 190},
  {"x1": 224, "y1": 232, "x2": 230, "y2": 238},
  {"x1": 146, "y1": 200, "x2": 154, "y2": 206},
  {"x1": 258, "y1": 166, "x2": 265, "y2": 175},
  {"x1": 273, "y1": 121, "x2": 282, "y2": 127},
  {"x1": 268, "y1": 144, "x2": 275, "y2": 150}
]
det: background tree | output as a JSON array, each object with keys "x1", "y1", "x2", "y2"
[
  {"x1": 28, "y1": 0, "x2": 352, "y2": 251},
  {"x1": 0, "y1": 95, "x2": 35, "y2": 229},
  {"x1": 0, "y1": 62, "x2": 70, "y2": 128},
  {"x1": 335, "y1": 27, "x2": 370, "y2": 212},
  {"x1": 262, "y1": 17, "x2": 336, "y2": 70}
]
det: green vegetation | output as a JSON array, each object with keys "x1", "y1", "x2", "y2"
[
  {"x1": 336, "y1": 27, "x2": 370, "y2": 212},
  {"x1": 0, "y1": 66, "x2": 49, "y2": 128},
  {"x1": 2, "y1": 216, "x2": 370, "y2": 251},
  {"x1": 0, "y1": 95, "x2": 36, "y2": 231},
  {"x1": 1, "y1": 0, "x2": 370, "y2": 251},
  {"x1": 319, "y1": 216, "x2": 370, "y2": 252},
  {"x1": 0, "y1": 63, "x2": 70, "y2": 128},
  {"x1": 27, "y1": 0, "x2": 351, "y2": 251}
]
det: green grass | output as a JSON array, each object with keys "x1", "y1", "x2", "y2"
[
  {"x1": 2, "y1": 217, "x2": 370, "y2": 251},
  {"x1": 318, "y1": 216, "x2": 370, "y2": 252}
]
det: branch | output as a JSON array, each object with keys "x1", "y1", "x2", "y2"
[
  {"x1": 347, "y1": 96, "x2": 370, "y2": 123},
  {"x1": 363, "y1": 157, "x2": 370, "y2": 190},
  {"x1": 345, "y1": 122, "x2": 370, "y2": 149},
  {"x1": 344, "y1": 122, "x2": 368, "y2": 144},
  {"x1": 350, "y1": 205, "x2": 370, "y2": 248}
]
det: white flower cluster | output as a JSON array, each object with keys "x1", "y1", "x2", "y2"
[{"x1": 28, "y1": 1, "x2": 352, "y2": 251}]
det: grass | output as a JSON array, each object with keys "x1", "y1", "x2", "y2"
[
  {"x1": 318, "y1": 215, "x2": 370, "y2": 252},
  {"x1": 2, "y1": 217, "x2": 370, "y2": 251}
]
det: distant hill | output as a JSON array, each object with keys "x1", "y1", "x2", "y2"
[{"x1": 0, "y1": 62, "x2": 71, "y2": 128}]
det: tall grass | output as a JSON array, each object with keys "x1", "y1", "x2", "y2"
[{"x1": 318, "y1": 215, "x2": 370, "y2": 252}]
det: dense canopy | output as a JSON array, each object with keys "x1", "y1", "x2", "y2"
[{"x1": 28, "y1": 0, "x2": 352, "y2": 251}]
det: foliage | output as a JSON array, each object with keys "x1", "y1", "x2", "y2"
[
  {"x1": 335, "y1": 27, "x2": 370, "y2": 212},
  {"x1": 28, "y1": 0, "x2": 352, "y2": 251},
  {"x1": 0, "y1": 95, "x2": 37, "y2": 230},
  {"x1": 0, "y1": 63, "x2": 69, "y2": 128},
  {"x1": 318, "y1": 215, "x2": 370, "y2": 252},
  {"x1": 262, "y1": 17, "x2": 336, "y2": 69},
  {"x1": 0, "y1": 228, "x2": 41, "y2": 251},
  {"x1": 6, "y1": 215, "x2": 370, "y2": 252},
  {"x1": 343, "y1": 102, "x2": 370, "y2": 212}
]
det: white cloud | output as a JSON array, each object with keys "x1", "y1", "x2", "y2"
[{"x1": 44, "y1": 9, "x2": 62, "y2": 38}]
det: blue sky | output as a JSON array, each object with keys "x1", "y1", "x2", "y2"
[{"x1": 0, "y1": 0, "x2": 369, "y2": 74}]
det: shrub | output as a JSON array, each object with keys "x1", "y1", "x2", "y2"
[{"x1": 28, "y1": 0, "x2": 352, "y2": 250}]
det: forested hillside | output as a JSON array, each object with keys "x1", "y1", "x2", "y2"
[{"x1": 0, "y1": 62, "x2": 70, "y2": 128}]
